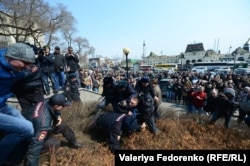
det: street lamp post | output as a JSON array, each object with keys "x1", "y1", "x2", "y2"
[{"x1": 123, "y1": 47, "x2": 130, "y2": 82}]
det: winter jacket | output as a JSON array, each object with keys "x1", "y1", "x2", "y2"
[
  {"x1": 0, "y1": 49, "x2": 26, "y2": 108},
  {"x1": 12, "y1": 67, "x2": 43, "y2": 94},
  {"x1": 239, "y1": 94, "x2": 250, "y2": 112},
  {"x1": 96, "y1": 112, "x2": 141, "y2": 135},
  {"x1": 38, "y1": 53, "x2": 55, "y2": 74},
  {"x1": 65, "y1": 53, "x2": 79, "y2": 72},
  {"x1": 135, "y1": 80, "x2": 156, "y2": 98},
  {"x1": 191, "y1": 91, "x2": 207, "y2": 108},
  {"x1": 152, "y1": 84, "x2": 162, "y2": 107},
  {"x1": 22, "y1": 100, "x2": 59, "y2": 166},
  {"x1": 53, "y1": 52, "x2": 66, "y2": 72},
  {"x1": 114, "y1": 83, "x2": 137, "y2": 103},
  {"x1": 64, "y1": 79, "x2": 81, "y2": 101},
  {"x1": 214, "y1": 95, "x2": 236, "y2": 115},
  {"x1": 102, "y1": 84, "x2": 116, "y2": 100}
]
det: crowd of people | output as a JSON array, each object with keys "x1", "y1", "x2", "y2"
[
  {"x1": 1, "y1": 42, "x2": 250, "y2": 165},
  {"x1": 156, "y1": 69, "x2": 250, "y2": 128}
]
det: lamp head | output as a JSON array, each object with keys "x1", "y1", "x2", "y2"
[{"x1": 123, "y1": 47, "x2": 130, "y2": 56}]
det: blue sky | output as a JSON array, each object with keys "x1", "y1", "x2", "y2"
[{"x1": 49, "y1": 0, "x2": 250, "y2": 59}]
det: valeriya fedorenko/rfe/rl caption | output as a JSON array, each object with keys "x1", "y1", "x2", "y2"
[{"x1": 115, "y1": 150, "x2": 249, "y2": 165}]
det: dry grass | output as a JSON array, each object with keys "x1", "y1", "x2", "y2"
[{"x1": 39, "y1": 101, "x2": 250, "y2": 166}]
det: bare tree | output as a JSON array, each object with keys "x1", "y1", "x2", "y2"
[
  {"x1": 73, "y1": 36, "x2": 88, "y2": 54},
  {"x1": 0, "y1": 0, "x2": 76, "y2": 47},
  {"x1": 61, "y1": 28, "x2": 76, "y2": 48},
  {"x1": 73, "y1": 36, "x2": 95, "y2": 56}
]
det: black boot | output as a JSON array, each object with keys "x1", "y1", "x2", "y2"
[{"x1": 70, "y1": 141, "x2": 83, "y2": 149}]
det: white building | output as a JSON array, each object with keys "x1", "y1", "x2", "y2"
[{"x1": 144, "y1": 42, "x2": 250, "y2": 68}]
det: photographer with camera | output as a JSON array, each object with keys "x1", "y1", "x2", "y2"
[{"x1": 37, "y1": 46, "x2": 58, "y2": 95}]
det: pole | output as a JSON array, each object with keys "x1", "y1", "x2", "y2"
[
  {"x1": 125, "y1": 54, "x2": 129, "y2": 82},
  {"x1": 123, "y1": 47, "x2": 130, "y2": 83},
  {"x1": 143, "y1": 41, "x2": 146, "y2": 64},
  {"x1": 233, "y1": 53, "x2": 236, "y2": 72}
]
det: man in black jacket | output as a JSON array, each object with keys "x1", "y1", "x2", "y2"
[
  {"x1": 64, "y1": 73, "x2": 81, "y2": 102},
  {"x1": 135, "y1": 76, "x2": 159, "y2": 103},
  {"x1": 22, "y1": 94, "x2": 83, "y2": 166},
  {"x1": 113, "y1": 79, "x2": 137, "y2": 112},
  {"x1": 93, "y1": 76, "x2": 116, "y2": 114},
  {"x1": 37, "y1": 46, "x2": 58, "y2": 95},
  {"x1": 209, "y1": 88, "x2": 237, "y2": 128},
  {"x1": 53, "y1": 46, "x2": 67, "y2": 91},
  {"x1": 12, "y1": 65, "x2": 44, "y2": 112},
  {"x1": 65, "y1": 46, "x2": 80, "y2": 87}
]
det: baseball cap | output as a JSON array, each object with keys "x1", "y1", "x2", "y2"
[
  {"x1": 49, "y1": 94, "x2": 72, "y2": 106},
  {"x1": 5, "y1": 43, "x2": 36, "y2": 63}
]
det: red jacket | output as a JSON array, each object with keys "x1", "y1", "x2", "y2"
[{"x1": 192, "y1": 91, "x2": 207, "y2": 108}]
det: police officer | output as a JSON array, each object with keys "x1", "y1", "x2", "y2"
[
  {"x1": 86, "y1": 96, "x2": 146, "y2": 153},
  {"x1": 64, "y1": 73, "x2": 81, "y2": 102},
  {"x1": 113, "y1": 79, "x2": 137, "y2": 112},
  {"x1": 135, "y1": 76, "x2": 159, "y2": 103},
  {"x1": 93, "y1": 76, "x2": 116, "y2": 114},
  {"x1": 22, "y1": 94, "x2": 83, "y2": 166}
]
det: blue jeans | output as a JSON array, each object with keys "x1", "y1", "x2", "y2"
[
  {"x1": 93, "y1": 87, "x2": 99, "y2": 93},
  {"x1": 191, "y1": 105, "x2": 205, "y2": 114},
  {"x1": 55, "y1": 71, "x2": 66, "y2": 89},
  {"x1": 84, "y1": 85, "x2": 92, "y2": 90},
  {"x1": 0, "y1": 105, "x2": 34, "y2": 163},
  {"x1": 42, "y1": 72, "x2": 57, "y2": 93},
  {"x1": 210, "y1": 111, "x2": 232, "y2": 128},
  {"x1": 166, "y1": 89, "x2": 171, "y2": 101}
]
